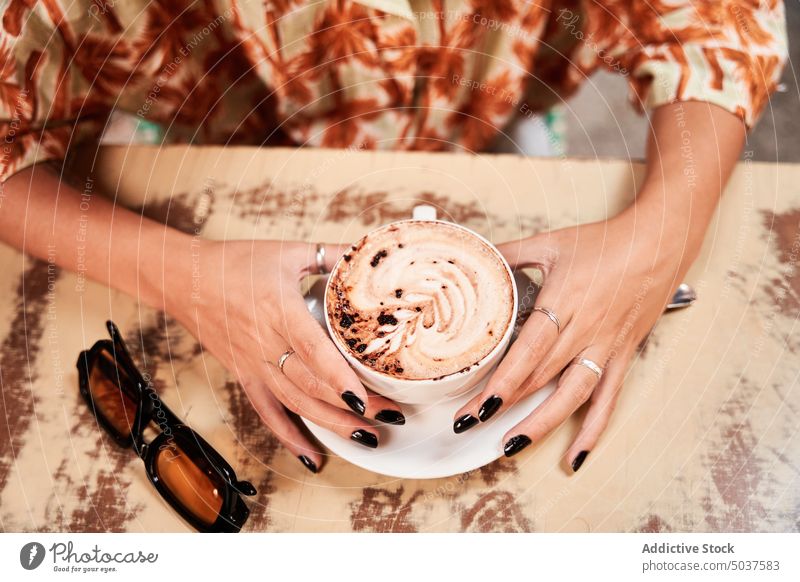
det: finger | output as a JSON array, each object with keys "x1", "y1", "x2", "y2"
[
  {"x1": 259, "y1": 324, "x2": 375, "y2": 420},
  {"x1": 452, "y1": 287, "x2": 568, "y2": 431},
  {"x1": 496, "y1": 235, "x2": 559, "y2": 273},
  {"x1": 282, "y1": 351, "x2": 405, "y2": 425},
  {"x1": 240, "y1": 377, "x2": 324, "y2": 474},
  {"x1": 566, "y1": 349, "x2": 630, "y2": 473},
  {"x1": 297, "y1": 241, "x2": 405, "y2": 424},
  {"x1": 265, "y1": 362, "x2": 380, "y2": 449},
  {"x1": 274, "y1": 291, "x2": 372, "y2": 415},
  {"x1": 302, "y1": 242, "x2": 350, "y2": 276},
  {"x1": 520, "y1": 322, "x2": 593, "y2": 397},
  {"x1": 500, "y1": 346, "x2": 607, "y2": 458},
  {"x1": 363, "y1": 391, "x2": 406, "y2": 425}
]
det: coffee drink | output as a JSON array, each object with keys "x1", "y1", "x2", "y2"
[{"x1": 326, "y1": 221, "x2": 514, "y2": 380}]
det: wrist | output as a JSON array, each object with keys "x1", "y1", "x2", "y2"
[
  {"x1": 138, "y1": 229, "x2": 206, "y2": 322},
  {"x1": 614, "y1": 195, "x2": 710, "y2": 272}
]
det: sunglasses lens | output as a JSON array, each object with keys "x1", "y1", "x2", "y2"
[
  {"x1": 88, "y1": 348, "x2": 139, "y2": 438},
  {"x1": 155, "y1": 441, "x2": 226, "y2": 526}
]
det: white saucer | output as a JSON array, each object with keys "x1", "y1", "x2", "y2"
[
  {"x1": 301, "y1": 272, "x2": 554, "y2": 479},
  {"x1": 303, "y1": 380, "x2": 554, "y2": 479}
]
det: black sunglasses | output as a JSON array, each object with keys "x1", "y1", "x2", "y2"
[{"x1": 77, "y1": 321, "x2": 256, "y2": 532}]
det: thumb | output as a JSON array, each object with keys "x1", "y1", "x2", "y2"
[{"x1": 496, "y1": 234, "x2": 560, "y2": 273}]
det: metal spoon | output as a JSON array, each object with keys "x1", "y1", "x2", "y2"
[{"x1": 665, "y1": 283, "x2": 697, "y2": 311}]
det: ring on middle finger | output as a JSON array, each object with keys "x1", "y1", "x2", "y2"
[
  {"x1": 571, "y1": 356, "x2": 603, "y2": 380},
  {"x1": 277, "y1": 349, "x2": 295, "y2": 374},
  {"x1": 315, "y1": 243, "x2": 327, "y2": 275}
]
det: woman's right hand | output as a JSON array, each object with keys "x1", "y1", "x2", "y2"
[
  {"x1": 0, "y1": 167, "x2": 401, "y2": 473},
  {"x1": 166, "y1": 239, "x2": 405, "y2": 473}
]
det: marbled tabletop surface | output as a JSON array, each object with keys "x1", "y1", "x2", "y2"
[{"x1": 1, "y1": 146, "x2": 798, "y2": 532}]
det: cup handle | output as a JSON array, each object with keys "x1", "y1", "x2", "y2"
[{"x1": 412, "y1": 205, "x2": 437, "y2": 221}]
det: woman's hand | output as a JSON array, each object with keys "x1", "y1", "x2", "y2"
[
  {"x1": 167, "y1": 239, "x2": 405, "y2": 473},
  {"x1": 451, "y1": 101, "x2": 745, "y2": 472},
  {"x1": 452, "y1": 211, "x2": 694, "y2": 470},
  {"x1": 0, "y1": 167, "x2": 406, "y2": 474}
]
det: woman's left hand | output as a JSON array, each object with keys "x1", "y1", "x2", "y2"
[{"x1": 452, "y1": 210, "x2": 696, "y2": 471}]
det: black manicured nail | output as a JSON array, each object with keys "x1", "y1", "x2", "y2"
[
  {"x1": 298, "y1": 455, "x2": 317, "y2": 474},
  {"x1": 453, "y1": 414, "x2": 479, "y2": 434},
  {"x1": 503, "y1": 434, "x2": 532, "y2": 457},
  {"x1": 375, "y1": 409, "x2": 405, "y2": 425},
  {"x1": 571, "y1": 450, "x2": 589, "y2": 472},
  {"x1": 341, "y1": 391, "x2": 366, "y2": 415},
  {"x1": 351, "y1": 429, "x2": 378, "y2": 448},
  {"x1": 478, "y1": 395, "x2": 503, "y2": 422}
]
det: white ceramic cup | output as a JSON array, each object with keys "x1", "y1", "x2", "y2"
[{"x1": 324, "y1": 205, "x2": 518, "y2": 405}]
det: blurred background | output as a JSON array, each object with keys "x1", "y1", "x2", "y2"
[
  {"x1": 561, "y1": 1, "x2": 799, "y2": 163},
  {"x1": 102, "y1": 2, "x2": 798, "y2": 163}
]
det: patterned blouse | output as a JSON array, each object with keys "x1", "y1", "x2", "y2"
[{"x1": 0, "y1": 0, "x2": 788, "y2": 182}]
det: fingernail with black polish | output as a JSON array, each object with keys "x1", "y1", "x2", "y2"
[
  {"x1": 298, "y1": 455, "x2": 317, "y2": 474},
  {"x1": 375, "y1": 409, "x2": 405, "y2": 425},
  {"x1": 453, "y1": 414, "x2": 479, "y2": 434},
  {"x1": 503, "y1": 434, "x2": 532, "y2": 457},
  {"x1": 341, "y1": 391, "x2": 366, "y2": 415},
  {"x1": 478, "y1": 395, "x2": 503, "y2": 422},
  {"x1": 351, "y1": 429, "x2": 378, "y2": 448},
  {"x1": 571, "y1": 450, "x2": 589, "y2": 472}
]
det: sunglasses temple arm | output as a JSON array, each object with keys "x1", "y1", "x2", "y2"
[
  {"x1": 106, "y1": 321, "x2": 184, "y2": 427},
  {"x1": 235, "y1": 481, "x2": 257, "y2": 496},
  {"x1": 155, "y1": 398, "x2": 186, "y2": 429},
  {"x1": 104, "y1": 322, "x2": 256, "y2": 493}
]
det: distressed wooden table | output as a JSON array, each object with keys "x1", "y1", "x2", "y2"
[{"x1": 1, "y1": 146, "x2": 798, "y2": 532}]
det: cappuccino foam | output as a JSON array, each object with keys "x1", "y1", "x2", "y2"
[{"x1": 327, "y1": 221, "x2": 514, "y2": 380}]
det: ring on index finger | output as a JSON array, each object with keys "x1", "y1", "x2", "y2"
[{"x1": 532, "y1": 306, "x2": 561, "y2": 333}]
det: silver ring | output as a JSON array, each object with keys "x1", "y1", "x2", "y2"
[
  {"x1": 571, "y1": 356, "x2": 603, "y2": 380},
  {"x1": 315, "y1": 243, "x2": 327, "y2": 274},
  {"x1": 532, "y1": 306, "x2": 561, "y2": 333},
  {"x1": 277, "y1": 349, "x2": 295, "y2": 374}
]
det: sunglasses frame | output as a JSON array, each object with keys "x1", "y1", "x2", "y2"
[{"x1": 77, "y1": 321, "x2": 256, "y2": 533}]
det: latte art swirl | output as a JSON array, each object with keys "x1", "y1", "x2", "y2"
[{"x1": 327, "y1": 221, "x2": 514, "y2": 380}]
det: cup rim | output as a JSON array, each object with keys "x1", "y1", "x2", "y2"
[{"x1": 323, "y1": 218, "x2": 519, "y2": 385}]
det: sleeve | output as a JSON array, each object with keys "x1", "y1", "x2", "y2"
[
  {"x1": 587, "y1": 0, "x2": 789, "y2": 128},
  {"x1": 1, "y1": 2, "x2": 117, "y2": 182}
]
